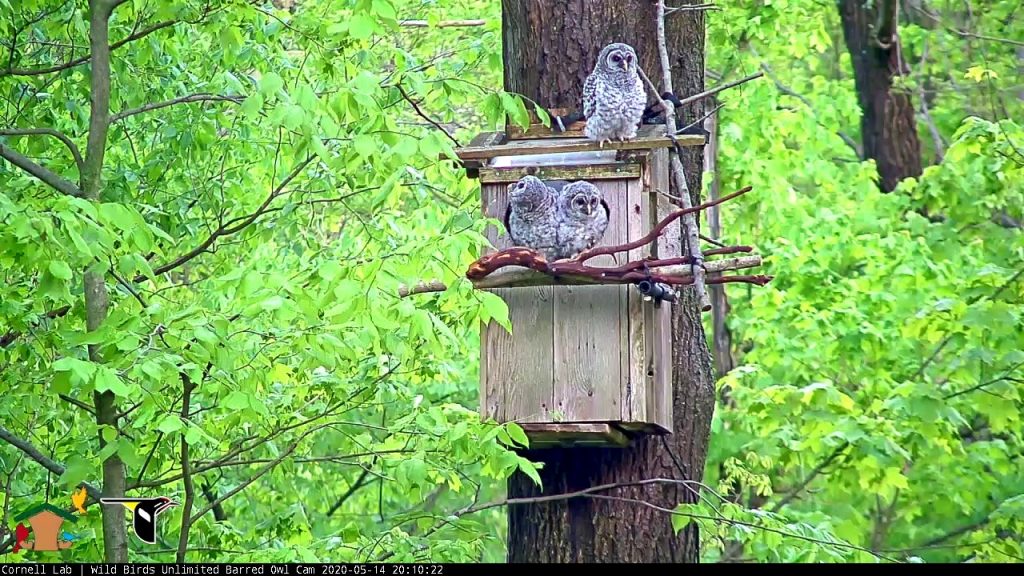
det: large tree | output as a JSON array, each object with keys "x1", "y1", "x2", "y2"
[
  {"x1": 838, "y1": 0, "x2": 923, "y2": 192},
  {"x1": 501, "y1": 0, "x2": 716, "y2": 563}
]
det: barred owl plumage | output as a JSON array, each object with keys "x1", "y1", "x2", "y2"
[
  {"x1": 582, "y1": 43, "x2": 647, "y2": 147},
  {"x1": 504, "y1": 175, "x2": 561, "y2": 261},
  {"x1": 555, "y1": 180, "x2": 610, "y2": 260}
]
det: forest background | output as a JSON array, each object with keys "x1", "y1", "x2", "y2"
[{"x1": 0, "y1": 0, "x2": 1021, "y2": 564}]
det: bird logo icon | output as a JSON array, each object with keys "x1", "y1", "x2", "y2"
[
  {"x1": 71, "y1": 486, "x2": 88, "y2": 515},
  {"x1": 100, "y1": 496, "x2": 178, "y2": 544}
]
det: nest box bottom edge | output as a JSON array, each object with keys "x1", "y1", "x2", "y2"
[{"x1": 515, "y1": 421, "x2": 671, "y2": 449}]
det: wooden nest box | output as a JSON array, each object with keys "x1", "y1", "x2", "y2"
[{"x1": 454, "y1": 110, "x2": 706, "y2": 449}]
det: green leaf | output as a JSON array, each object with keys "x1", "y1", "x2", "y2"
[
  {"x1": 52, "y1": 357, "x2": 97, "y2": 386},
  {"x1": 93, "y1": 366, "x2": 129, "y2": 396},
  {"x1": 260, "y1": 71, "x2": 284, "y2": 96},
  {"x1": 516, "y1": 456, "x2": 542, "y2": 488},
  {"x1": 48, "y1": 260, "x2": 73, "y2": 280},
  {"x1": 156, "y1": 414, "x2": 184, "y2": 434},
  {"x1": 505, "y1": 422, "x2": 530, "y2": 448}
]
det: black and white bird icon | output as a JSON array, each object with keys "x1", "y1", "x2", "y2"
[{"x1": 101, "y1": 496, "x2": 178, "y2": 544}]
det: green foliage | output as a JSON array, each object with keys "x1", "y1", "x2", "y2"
[
  {"x1": 2, "y1": 0, "x2": 1023, "y2": 565},
  {"x1": 703, "y1": 0, "x2": 1024, "y2": 563}
]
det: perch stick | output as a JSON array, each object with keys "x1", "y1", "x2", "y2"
[
  {"x1": 647, "y1": 0, "x2": 710, "y2": 311},
  {"x1": 467, "y1": 185, "x2": 753, "y2": 281},
  {"x1": 574, "y1": 185, "x2": 753, "y2": 264},
  {"x1": 471, "y1": 255, "x2": 764, "y2": 289},
  {"x1": 398, "y1": 280, "x2": 447, "y2": 297}
]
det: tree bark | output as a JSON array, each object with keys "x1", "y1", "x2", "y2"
[
  {"x1": 502, "y1": 0, "x2": 715, "y2": 563},
  {"x1": 85, "y1": 0, "x2": 128, "y2": 562},
  {"x1": 838, "y1": 0, "x2": 923, "y2": 193}
]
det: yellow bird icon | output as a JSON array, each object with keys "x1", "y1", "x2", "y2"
[{"x1": 71, "y1": 486, "x2": 88, "y2": 515}]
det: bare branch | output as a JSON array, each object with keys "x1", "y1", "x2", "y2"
[
  {"x1": 674, "y1": 71, "x2": 765, "y2": 109},
  {"x1": 0, "y1": 19, "x2": 179, "y2": 77},
  {"x1": 177, "y1": 374, "x2": 196, "y2": 562},
  {"x1": 0, "y1": 128, "x2": 84, "y2": 173},
  {"x1": 111, "y1": 93, "x2": 244, "y2": 123},
  {"x1": 139, "y1": 155, "x2": 319, "y2": 281},
  {"x1": 398, "y1": 280, "x2": 448, "y2": 297},
  {"x1": 0, "y1": 425, "x2": 102, "y2": 500},
  {"x1": 470, "y1": 255, "x2": 764, "y2": 289},
  {"x1": 0, "y1": 144, "x2": 84, "y2": 197},
  {"x1": 665, "y1": 3, "x2": 720, "y2": 16},
  {"x1": 394, "y1": 83, "x2": 461, "y2": 147},
  {"x1": 398, "y1": 19, "x2": 487, "y2": 27}
]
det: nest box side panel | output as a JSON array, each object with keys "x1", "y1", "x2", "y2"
[
  {"x1": 622, "y1": 174, "x2": 651, "y2": 427},
  {"x1": 552, "y1": 179, "x2": 629, "y2": 423},
  {"x1": 650, "y1": 148, "x2": 676, "y2": 433},
  {"x1": 480, "y1": 182, "x2": 553, "y2": 424}
]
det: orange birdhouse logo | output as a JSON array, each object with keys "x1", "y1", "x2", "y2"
[{"x1": 10, "y1": 487, "x2": 89, "y2": 553}]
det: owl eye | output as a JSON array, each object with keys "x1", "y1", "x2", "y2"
[
  {"x1": 611, "y1": 54, "x2": 621, "y2": 62},
  {"x1": 516, "y1": 182, "x2": 525, "y2": 189},
  {"x1": 626, "y1": 54, "x2": 633, "y2": 62}
]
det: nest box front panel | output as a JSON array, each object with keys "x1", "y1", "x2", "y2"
[{"x1": 479, "y1": 170, "x2": 658, "y2": 427}]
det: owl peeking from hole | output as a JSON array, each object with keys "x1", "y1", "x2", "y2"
[{"x1": 504, "y1": 175, "x2": 610, "y2": 262}]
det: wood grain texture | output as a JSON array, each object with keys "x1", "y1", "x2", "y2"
[
  {"x1": 650, "y1": 149, "x2": 675, "y2": 433},
  {"x1": 480, "y1": 183, "x2": 553, "y2": 424},
  {"x1": 624, "y1": 175, "x2": 647, "y2": 425},
  {"x1": 478, "y1": 163, "x2": 640, "y2": 184},
  {"x1": 553, "y1": 179, "x2": 625, "y2": 422},
  {"x1": 454, "y1": 125, "x2": 703, "y2": 161}
]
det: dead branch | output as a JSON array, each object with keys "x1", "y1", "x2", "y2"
[
  {"x1": 472, "y1": 255, "x2": 765, "y2": 289},
  {"x1": 398, "y1": 19, "x2": 487, "y2": 28},
  {"x1": 644, "y1": 0, "x2": 710, "y2": 310},
  {"x1": 398, "y1": 280, "x2": 448, "y2": 297},
  {"x1": 464, "y1": 185, "x2": 764, "y2": 292},
  {"x1": 573, "y1": 185, "x2": 752, "y2": 264}
]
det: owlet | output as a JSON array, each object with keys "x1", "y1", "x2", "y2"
[{"x1": 582, "y1": 43, "x2": 648, "y2": 147}]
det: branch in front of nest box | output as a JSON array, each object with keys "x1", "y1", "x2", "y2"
[
  {"x1": 573, "y1": 185, "x2": 753, "y2": 264},
  {"x1": 464, "y1": 184, "x2": 755, "y2": 288},
  {"x1": 468, "y1": 254, "x2": 769, "y2": 289}
]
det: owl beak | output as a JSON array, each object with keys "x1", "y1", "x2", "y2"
[
  {"x1": 585, "y1": 204, "x2": 593, "y2": 215},
  {"x1": 621, "y1": 61, "x2": 629, "y2": 72}
]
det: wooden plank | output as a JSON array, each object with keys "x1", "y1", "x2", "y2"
[
  {"x1": 553, "y1": 180, "x2": 625, "y2": 423},
  {"x1": 505, "y1": 107, "x2": 587, "y2": 140},
  {"x1": 478, "y1": 163, "x2": 641, "y2": 184},
  {"x1": 625, "y1": 175, "x2": 649, "y2": 425},
  {"x1": 454, "y1": 125, "x2": 704, "y2": 161},
  {"x1": 520, "y1": 423, "x2": 631, "y2": 448},
  {"x1": 650, "y1": 148, "x2": 675, "y2": 434},
  {"x1": 481, "y1": 183, "x2": 553, "y2": 424}
]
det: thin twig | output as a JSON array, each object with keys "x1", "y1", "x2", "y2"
[
  {"x1": 0, "y1": 425, "x2": 102, "y2": 500},
  {"x1": 665, "y1": 3, "x2": 720, "y2": 16},
  {"x1": 394, "y1": 83, "x2": 461, "y2": 147},
  {"x1": 398, "y1": 19, "x2": 487, "y2": 27},
  {"x1": 111, "y1": 93, "x2": 243, "y2": 123}
]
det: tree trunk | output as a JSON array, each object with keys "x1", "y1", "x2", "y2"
[
  {"x1": 502, "y1": 0, "x2": 715, "y2": 563},
  {"x1": 85, "y1": 0, "x2": 128, "y2": 561},
  {"x1": 838, "y1": 0, "x2": 922, "y2": 193}
]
